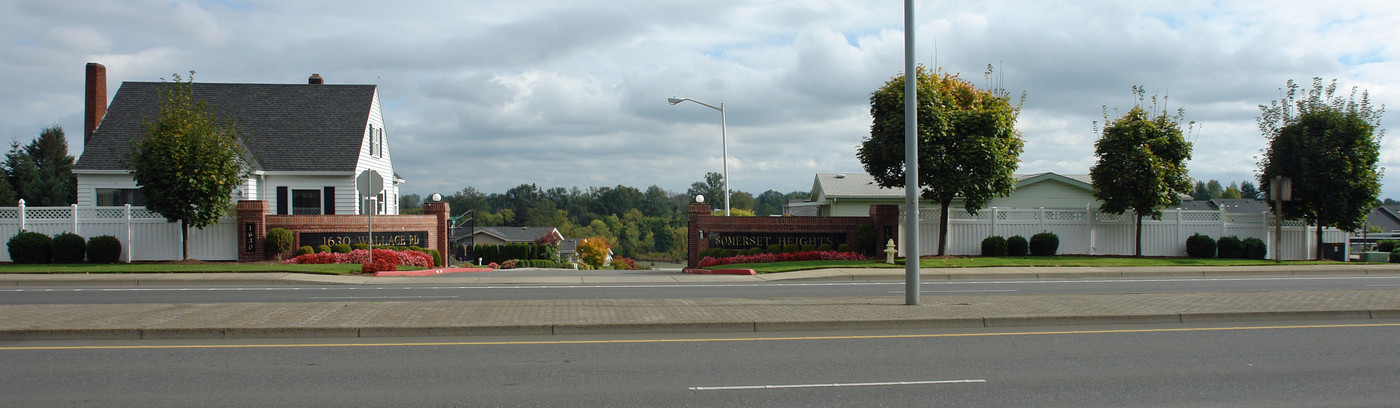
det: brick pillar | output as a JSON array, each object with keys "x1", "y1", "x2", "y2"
[
  {"x1": 236, "y1": 200, "x2": 268, "y2": 262},
  {"x1": 423, "y1": 201, "x2": 450, "y2": 266},
  {"x1": 870, "y1": 204, "x2": 900, "y2": 253},
  {"x1": 687, "y1": 203, "x2": 711, "y2": 268}
]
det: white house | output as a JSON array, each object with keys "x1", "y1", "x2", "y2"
[
  {"x1": 787, "y1": 171, "x2": 1100, "y2": 216},
  {"x1": 74, "y1": 64, "x2": 401, "y2": 215}
]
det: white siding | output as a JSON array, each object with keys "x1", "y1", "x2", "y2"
[
  {"x1": 75, "y1": 173, "x2": 138, "y2": 207},
  {"x1": 987, "y1": 179, "x2": 1099, "y2": 209},
  {"x1": 262, "y1": 175, "x2": 356, "y2": 215},
  {"x1": 356, "y1": 90, "x2": 399, "y2": 215}
]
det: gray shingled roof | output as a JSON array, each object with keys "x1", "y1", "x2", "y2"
[
  {"x1": 75, "y1": 81, "x2": 377, "y2": 172},
  {"x1": 475, "y1": 227, "x2": 561, "y2": 243},
  {"x1": 813, "y1": 171, "x2": 1093, "y2": 198}
]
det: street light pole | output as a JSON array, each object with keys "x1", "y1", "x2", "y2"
[{"x1": 669, "y1": 97, "x2": 730, "y2": 216}]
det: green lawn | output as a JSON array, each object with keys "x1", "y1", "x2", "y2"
[
  {"x1": 732, "y1": 256, "x2": 1334, "y2": 274},
  {"x1": 0, "y1": 263, "x2": 367, "y2": 275}
]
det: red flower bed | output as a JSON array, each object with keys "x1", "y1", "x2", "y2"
[
  {"x1": 698, "y1": 250, "x2": 866, "y2": 268},
  {"x1": 284, "y1": 248, "x2": 435, "y2": 272}
]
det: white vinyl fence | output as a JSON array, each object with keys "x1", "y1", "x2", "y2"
[
  {"x1": 0, "y1": 203, "x2": 237, "y2": 262},
  {"x1": 901, "y1": 207, "x2": 1346, "y2": 260}
]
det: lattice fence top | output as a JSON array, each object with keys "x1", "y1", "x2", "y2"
[{"x1": 24, "y1": 208, "x2": 72, "y2": 219}]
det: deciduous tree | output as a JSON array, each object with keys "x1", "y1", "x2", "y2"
[
  {"x1": 122, "y1": 73, "x2": 252, "y2": 260},
  {"x1": 1089, "y1": 88, "x2": 1193, "y2": 257},
  {"x1": 1258, "y1": 78, "x2": 1384, "y2": 259},
  {"x1": 857, "y1": 65, "x2": 1024, "y2": 255}
]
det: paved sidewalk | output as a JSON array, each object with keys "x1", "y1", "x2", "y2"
[{"x1": 3, "y1": 264, "x2": 1400, "y2": 341}]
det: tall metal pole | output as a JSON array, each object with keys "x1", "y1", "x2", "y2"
[
  {"x1": 720, "y1": 103, "x2": 730, "y2": 216},
  {"x1": 903, "y1": 0, "x2": 920, "y2": 305}
]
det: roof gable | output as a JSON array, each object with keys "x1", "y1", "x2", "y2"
[{"x1": 76, "y1": 82, "x2": 378, "y2": 173}]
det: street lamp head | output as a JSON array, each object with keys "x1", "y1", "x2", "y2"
[{"x1": 667, "y1": 97, "x2": 684, "y2": 105}]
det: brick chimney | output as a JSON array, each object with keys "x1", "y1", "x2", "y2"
[
  {"x1": 308, "y1": 73, "x2": 323, "y2": 85},
  {"x1": 84, "y1": 62, "x2": 107, "y2": 145}
]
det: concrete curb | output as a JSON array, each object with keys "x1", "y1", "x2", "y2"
[{"x1": 6, "y1": 309, "x2": 1399, "y2": 341}]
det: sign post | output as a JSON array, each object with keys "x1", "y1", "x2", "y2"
[
  {"x1": 1271, "y1": 176, "x2": 1292, "y2": 263},
  {"x1": 357, "y1": 170, "x2": 385, "y2": 265}
]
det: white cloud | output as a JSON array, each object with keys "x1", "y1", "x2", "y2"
[{"x1": 1, "y1": 0, "x2": 1398, "y2": 201}]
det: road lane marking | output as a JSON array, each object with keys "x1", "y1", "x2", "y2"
[
  {"x1": 306, "y1": 296, "x2": 459, "y2": 300},
  {"x1": 888, "y1": 290, "x2": 1018, "y2": 294},
  {"x1": 690, "y1": 379, "x2": 986, "y2": 391},
  {"x1": 5, "y1": 322, "x2": 1400, "y2": 351}
]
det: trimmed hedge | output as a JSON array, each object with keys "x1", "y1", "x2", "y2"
[
  {"x1": 1242, "y1": 237, "x2": 1267, "y2": 260},
  {"x1": 1216, "y1": 236, "x2": 1244, "y2": 259},
  {"x1": 1186, "y1": 233, "x2": 1216, "y2": 258},
  {"x1": 1378, "y1": 240, "x2": 1400, "y2": 253},
  {"x1": 296, "y1": 246, "x2": 314, "y2": 256},
  {"x1": 473, "y1": 242, "x2": 557, "y2": 265},
  {"x1": 8, "y1": 231, "x2": 53, "y2": 264},
  {"x1": 981, "y1": 236, "x2": 1008, "y2": 257},
  {"x1": 1029, "y1": 232, "x2": 1059, "y2": 256},
  {"x1": 52, "y1": 232, "x2": 87, "y2": 263},
  {"x1": 1007, "y1": 235, "x2": 1028, "y2": 257},
  {"x1": 265, "y1": 228, "x2": 294, "y2": 258},
  {"x1": 86, "y1": 235, "x2": 122, "y2": 264}
]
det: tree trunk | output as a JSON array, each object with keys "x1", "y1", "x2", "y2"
[
  {"x1": 1315, "y1": 223, "x2": 1325, "y2": 261},
  {"x1": 182, "y1": 220, "x2": 190, "y2": 261},
  {"x1": 937, "y1": 201, "x2": 951, "y2": 257},
  {"x1": 1134, "y1": 211, "x2": 1144, "y2": 257}
]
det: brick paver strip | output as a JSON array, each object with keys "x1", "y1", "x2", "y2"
[{"x1": 4, "y1": 290, "x2": 1400, "y2": 340}]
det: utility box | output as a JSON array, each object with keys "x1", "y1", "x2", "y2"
[
  {"x1": 1322, "y1": 243, "x2": 1345, "y2": 262},
  {"x1": 1360, "y1": 252, "x2": 1390, "y2": 263}
]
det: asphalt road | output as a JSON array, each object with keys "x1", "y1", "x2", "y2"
[
  {"x1": 4, "y1": 321, "x2": 1398, "y2": 407},
  {"x1": 4, "y1": 274, "x2": 1400, "y2": 304}
]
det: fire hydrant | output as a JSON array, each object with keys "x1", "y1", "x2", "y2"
[{"x1": 884, "y1": 239, "x2": 898, "y2": 264}]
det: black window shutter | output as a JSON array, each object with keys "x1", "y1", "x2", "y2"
[
  {"x1": 323, "y1": 187, "x2": 335, "y2": 215},
  {"x1": 276, "y1": 186, "x2": 289, "y2": 215}
]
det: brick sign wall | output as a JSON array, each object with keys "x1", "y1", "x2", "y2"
[
  {"x1": 236, "y1": 200, "x2": 449, "y2": 262},
  {"x1": 686, "y1": 203, "x2": 899, "y2": 268}
]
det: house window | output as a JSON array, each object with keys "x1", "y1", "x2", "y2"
[
  {"x1": 377, "y1": 192, "x2": 386, "y2": 214},
  {"x1": 96, "y1": 188, "x2": 145, "y2": 206},
  {"x1": 292, "y1": 189, "x2": 322, "y2": 215}
]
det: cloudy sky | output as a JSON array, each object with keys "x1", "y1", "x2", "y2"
[{"x1": 3, "y1": 0, "x2": 1398, "y2": 201}]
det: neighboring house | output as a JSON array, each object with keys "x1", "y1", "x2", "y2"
[
  {"x1": 1363, "y1": 205, "x2": 1400, "y2": 232},
  {"x1": 1177, "y1": 199, "x2": 1272, "y2": 214},
  {"x1": 74, "y1": 64, "x2": 401, "y2": 215},
  {"x1": 471, "y1": 226, "x2": 565, "y2": 246},
  {"x1": 454, "y1": 226, "x2": 592, "y2": 264},
  {"x1": 787, "y1": 172, "x2": 1100, "y2": 217}
]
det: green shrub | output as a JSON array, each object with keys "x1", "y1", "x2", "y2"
[
  {"x1": 981, "y1": 236, "x2": 1008, "y2": 257},
  {"x1": 1186, "y1": 233, "x2": 1216, "y2": 258},
  {"x1": 1007, "y1": 235, "x2": 1029, "y2": 257},
  {"x1": 1242, "y1": 237, "x2": 1267, "y2": 260},
  {"x1": 265, "y1": 228, "x2": 294, "y2": 259},
  {"x1": 766, "y1": 244, "x2": 782, "y2": 254},
  {"x1": 1216, "y1": 236, "x2": 1244, "y2": 259},
  {"x1": 747, "y1": 247, "x2": 763, "y2": 256},
  {"x1": 853, "y1": 224, "x2": 876, "y2": 254},
  {"x1": 86, "y1": 235, "x2": 122, "y2": 264},
  {"x1": 1378, "y1": 240, "x2": 1400, "y2": 253},
  {"x1": 1029, "y1": 232, "x2": 1059, "y2": 256},
  {"x1": 1391, "y1": 249, "x2": 1400, "y2": 263},
  {"x1": 818, "y1": 243, "x2": 832, "y2": 251},
  {"x1": 426, "y1": 249, "x2": 442, "y2": 267},
  {"x1": 782, "y1": 244, "x2": 800, "y2": 254},
  {"x1": 8, "y1": 231, "x2": 52, "y2": 264},
  {"x1": 331, "y1": 243, "x2": 352, "y2": 253},
  {"x1": 295, "y1": 246, "x2": 314, "y2": 256},
  {"x1": 836, "y1": 243, "x2": 851, "y2": 253},
  {"x1": 52, "y1": 232, "x2": 86, "y2": 263},
  {"x1": 801, "y1": 244, "x2": 816, "y2": 252},
  {"x1": 352, "y1": 243, "x2": 370, "y2": 251}
]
